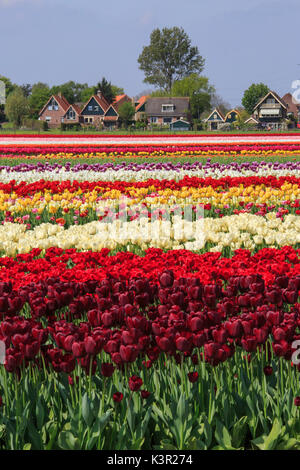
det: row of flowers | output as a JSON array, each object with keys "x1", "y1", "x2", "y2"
[
  {"x1": 1, "y1": 263, "x2": 300, "y2": 374},
  {"x1": 0, "y1": 212, "x2": 299, "y2": 256},
  {"x1": 0, "y1": 160, "x2": 300, "y2": 183},
  {"x1": 0, "y1": 245, "x2": 299, "y2": 289},
  {"x1": 1, "y1": 143, "x2": 300, "y2": 159}
]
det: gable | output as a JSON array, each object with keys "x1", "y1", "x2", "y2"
[
  {"x1": 254, "y1": 91, "x2": 287, "y2": 111},
  {"x1": 81, "y1": 97, "x2": 105, "y2": 115},
  {"x1": 225, "y1": 110, "x2": 239, "y2": 123},
  {"x1": 137, "y1": 102, "x2": 145, "y2": 112},
  {"x1": 105, "y1": 106, "x2": 118, "y2": 117},
  {"x1": 207, "y1": 109, "x2": 224, "y2": 121}
]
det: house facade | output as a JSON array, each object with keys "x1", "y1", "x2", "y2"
[
  {"x1": 39, "y1": 91, "x2": 133, "y2": 129},
  {"x1": 224, "y1": 109, "x2": 240, "y2": 123},
  {"x1": 252, "y1": 91, "x2": 287, "y2": 128},
  {"x1": 39, "y1": 93, "x2": 72, "y2": 127},
  {"x1": 282, "y1": 93, "x2": 300, "y2": 121},
  {"x1": 145, "y1": 97, "x2": 190, "y2": 126},
  {"x1": 204, "y1": 108, "x2": 225, "y2": 130}
]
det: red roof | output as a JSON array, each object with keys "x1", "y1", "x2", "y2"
[
  {"x1": 54, "y1": 94, "x2": 70, "y2": 113},
  {"x1": 93, "y1": 94, "x2": 110, "y2": 112},
  {"x1": 104, "y1": 116, "x2": 118, "y2": 121},
  {"x1": 135, "y1": 95, "x2": 149, "y2": 112},
  {"x1": 39, "y1": 94, "x2": 71, "y2": 116},
  {"x1": 114, "y1": 94, "x2": 126, "y2": 103}
]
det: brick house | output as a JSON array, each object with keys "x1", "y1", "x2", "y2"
[
  {"x1": 282, "y1": 93, "x2": 300, "y2": 121},
  {"x1": 145, "y1": 97, "x2": 190, "y2": 126},
  {"x1": 39, "y1": 93, "x2": 71, "y2": 127}
]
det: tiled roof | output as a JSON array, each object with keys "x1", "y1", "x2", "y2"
[
  {"x1": 145, "y1": 97, "x2": 190, "y2": 116},
  {"x1": 114, "y1": 94, "x2": 126, "y2": 103},
  {"x1": 136, "y1": 95, "x2": 149, "y2": 112},
  {"x1": 93, "y1": 94, "x2": 110, "y2": 112},
  {"x1": 54, "y1": 94, "x2": 70, "y2": 113},
  {"x1": 104, "y1": 116, "x2": 118, "y2": 121},
  {"x1": 39, "y1": 94, "x2": 71, "y2": 116}
]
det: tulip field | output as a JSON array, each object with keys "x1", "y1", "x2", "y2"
[{"x1": 1, "y1": 134, "x2": 300, "y2": 450}]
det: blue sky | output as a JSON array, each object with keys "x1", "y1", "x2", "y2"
[{"x1": 0, "y1": 0, "x2": 299, "y2": 106}]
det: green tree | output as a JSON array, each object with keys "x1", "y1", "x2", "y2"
[
  {"x1": 111, "y1": 85, "x2": 124, "y2": 96},
  {"x1": 80, "y1": 86, "x2": 95, "y2": 104},
  {"x1": 138, "y1": 27, "x2": 205, "y2": 92},
  {"x1": 171, "y1": 74, "x2": 215, "y2": 119},
  {"x1": 50, "y1": 81, "x2": 89, "y2": 104},
  {"x1": 5, "y1": 89, "x2": 29, "y2": 126},
  {"x1": 118, "y1": 102, "x2": 135, "y2": 128},
  {"x1": 28, "y1": 82, "x2": 51, "y2": 119},
  {"x1": 242, "y1": 83, "x2": 269, "y2": 114},
  {"x1": 95, "y1": 77, "x2": 115, "y2": 104},
  {"x1": 20, "y1": 84, "x2": 32, "y2": 98}
]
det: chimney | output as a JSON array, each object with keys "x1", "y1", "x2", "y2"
[
  {"x1": 58, "y1": 91, "x2": 62, "y2": 98},
  {"x1": 97, "y1": 90, "x2": 102, "y2": 98}
]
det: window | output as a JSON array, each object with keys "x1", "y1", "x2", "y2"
[
  {"x1": 150, "y1": 117, "x2": 158, "y2": 123},
  {"x1": 48, "y1": 106, "x2": 53, "y2": 111},
  {"x1": 89, "y1": 118, "x2": 93, "y2": 123},
  {"x1": 266, "y1": 98, "x2": 275, "y2": 104},
  {"x1": 88, "y1": 105, "x2": 93, "y2": 111},
  {"x1": 94, "y1": 106, "x2": 99, "y2": 111},
  {"x1": 45, "y1": 117, "x2": 51, "y2": 121},
  {"x1": 163, "y1": 117, "x2": 172, "y2": 123},
  {"x1": 67, "y1": 109, "x2": 75, "y2": 120},
  {"x1": 214, "y1": 114, "x2": 217, "y2": 119},
  {"x1": 162, "y1": 104, "x2": 174, "y2": 112}
]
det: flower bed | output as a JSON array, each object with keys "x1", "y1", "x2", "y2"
[{"x1": 0, "y1": 141, "x2": 300, "y2": 450}]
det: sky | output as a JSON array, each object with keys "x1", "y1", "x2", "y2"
[{"x1": 0, "y1": 0, "x2": 299, "y2": 107}]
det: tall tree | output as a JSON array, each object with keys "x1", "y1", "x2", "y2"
[
  {"x1": 80, "y1": 86, "x2": 95, "y2": 104},
  {"x1": 171, "y1": 74, "x2": 215, "y2": 119},
  {"x1": 5, "y1": 89, "x2": 29, "y2": 126},
  {"x1": 50, "y1": 81, "x2": 89, "y2": 104},
  {"x1": 242, "y1": 83, "x2": 269, "y2": 114},
  {"x1": 138, "y1": 27, "x2": 205, "y2": 92},
  {"x1": 95, "y1": 78, "x2": 115, "y2": 104},
  {"x1": 118, "y1": 102, "x2": 135, "y2": 128},
  {"x1": 29, "y1": 82, "x2": 51, "y2": 119},
  {"x1": 111, "y1": 85, "x2": 124, "y2": 97},
  {"x1": 20, "y1": 84, "x2": 32, "y2": 98}
]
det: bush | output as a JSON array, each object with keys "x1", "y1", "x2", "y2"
[
  {"x1": 60, "y1": 122, "x2": 81, "y2": 131},
  {"x1": 42, "y1": 120, "x2": 49, "y2": 131}
]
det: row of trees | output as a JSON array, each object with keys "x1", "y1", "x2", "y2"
[{"x1": 0, "y1": 76, "x2": 125, "y2": 126}]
